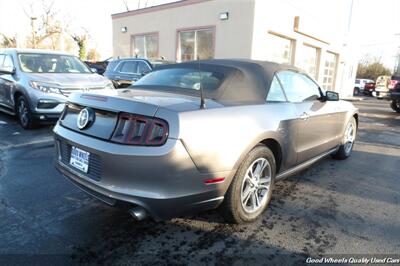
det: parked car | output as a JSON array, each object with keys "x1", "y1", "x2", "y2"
[
  {"x1": 84, "y1": 57, "x2": 112, "y2": 75},
  {"x1": 354, "y1": 78, "x2": 374, "y2": 95},
  {"x1": 389, "y1": 75, "x2": 400, "y2": 112},
  {"x1": 54, "y1": 59, "x2": 358, "y2": 224},
  {"x1": 373, "y1": 75, "x2": 391, "y2": 99},
  {"x1": 104, "y1": 58, "x2": 173, "y2": 88},
  {"x1": 363, "y1": 81, "x2": 375, "y2": 95},
  {"x1": 0, "y1": 49, "x2": 114, "y2": 129}
]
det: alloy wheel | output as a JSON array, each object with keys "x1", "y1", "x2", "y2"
[
  {"x1": 18, "y1": 99, "x2": 29, "y2": 127},
  {"x1": 344, "y1": 122, "x2": 356, "y2": 154},
  {"x1": 240, "y1": 158, "x2": 271, "y2": 214}
]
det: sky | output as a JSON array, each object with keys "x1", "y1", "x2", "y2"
[{"x1": 0, "y1": 0, "x2": 399, "y2": 68}]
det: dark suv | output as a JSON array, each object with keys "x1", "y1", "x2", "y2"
[
  {"x1": 389, "y1": 75, "x2": 400, "y2": 112},
  {"x1": 104, "y1": 58, "x2": 173, "y2": 88}
]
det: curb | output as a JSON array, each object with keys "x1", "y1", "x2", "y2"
[{"x1": 341, "y1": 97, "x2": 365, "y2": 102}]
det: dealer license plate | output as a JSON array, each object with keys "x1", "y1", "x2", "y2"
[{"x1": 69, "y1": 146, "x2": 90, "y2": 173}]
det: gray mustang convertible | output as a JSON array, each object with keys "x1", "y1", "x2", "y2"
[{"x1": 54, "y1": 59, "x2": 358, "y2": 223}]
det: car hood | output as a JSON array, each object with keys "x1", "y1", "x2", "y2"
[{"x1": 25, "y1": 73, "x2": 109, "y2": 87}]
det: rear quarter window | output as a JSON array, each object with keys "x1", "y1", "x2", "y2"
[{"x1": 106, "y1": 61, "x2": 118, "y2": 72}]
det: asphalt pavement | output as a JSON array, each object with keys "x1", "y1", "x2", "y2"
[{"x1": 0, "y1": 98, "x2": 399, "y2": 265}]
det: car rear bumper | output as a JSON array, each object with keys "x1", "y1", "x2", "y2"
[
  {"x1": 53, "y1": 124, "x2": 232, "y2": 220},
  {"x1": 32, "y1": 112, "x2": 61, "y2": 123},
  {"x1": 390, "y1": 91, "x2": 400, "y2": 100},
  {"x1": 372, "y1": 91, "x2": 390, "y2": 98}
]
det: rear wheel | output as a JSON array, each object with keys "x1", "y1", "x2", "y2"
[
  {"x1": 333, "y1": 117, "x2": 357, "y2": 160},
  {"x1": 17, "y1": 95, "x2": 35, "y2": 129},
  {"x1": 353, "y1": 87, "x2": 360, "y2": 95},
  {"x1": 390, "y1": 100, "x2": 400, "y2": 113},
  {"x1": 219, "y1": 145, "x2": 275, "y2": 224}
]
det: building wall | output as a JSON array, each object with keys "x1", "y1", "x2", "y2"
[
  {"x1": 112, "y1": 0, "x2": 256, "y2": 60},
  {"x1": 251, "y1": 0, "x2": 357, "y2": 97},
  {"x1": 112, "y1": 0, "x2": 357, "y2": 97}
]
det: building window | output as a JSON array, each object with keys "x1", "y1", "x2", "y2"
[
  {"x1": 301, "y1": 44, "x2": 320, "y2": 79},
  {"x1": 266, "y1": 33, "x2": 294, "y2": 65},
  {"x1": 322, "y1": 52, "x2": 338, "y2": 91},
  {"x1": 178, "y1": 28, "x2": 214, "y2": 62},
  {"x1": 132, "y1": 33, "x2": 158, "y2": 59}
]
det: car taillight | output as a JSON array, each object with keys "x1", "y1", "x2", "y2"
[
  {"x1": 389, "y1": 80, "x2": 398, "y2": 90},
  {"x1": 111, "y1": 113, "x2": 169, "y2": 146},
  {"x1": 388, "y1": 79, "x2": 399, "y2": 90}
]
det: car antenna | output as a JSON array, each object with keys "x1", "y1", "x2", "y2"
[{"x1": 197, "y1": 56, "x2": 206, "y2": 109}]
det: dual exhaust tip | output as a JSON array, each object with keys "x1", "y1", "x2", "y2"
[{"x1": 129, "y1": 206, "x2": 148, "y2": 221}]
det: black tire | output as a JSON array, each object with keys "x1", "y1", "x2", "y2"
[
  {"x1": 390, "y1": 100, "x2": 400, "y2": 113},
  {"x1": 353, "y1": 87, "x2": 360, "y2": 95},
  {"x1": 333, "y1": 117, "x2": 357, "y2": 160},
  {"x1": 16, "y1": 95, "x2": 35, "y2": 129},
  {"x1": 219, "y1": 145, "x2": 276, "y2": 224}
]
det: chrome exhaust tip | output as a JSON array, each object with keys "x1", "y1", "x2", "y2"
[{"x1": 129, "y1": 207, "x2": 148, "y2": 221}]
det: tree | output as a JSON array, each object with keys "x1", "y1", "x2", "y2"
[
  {"x1": 0, "y1": 33, "x2": 17, "y2": 48},
  {"x1": 71, "y1": 34, "x2": 87, "y2": 60},
  {"x1": 87, "y1": 48, "x2": 101, "y2": 62},
  {"x1": 356, "y1": 59, "x2": 392, "y2": 81},
  {"x1": 23, "y1": 0, "x2": 63, "y2": 49}
]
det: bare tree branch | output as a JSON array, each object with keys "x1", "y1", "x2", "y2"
[{"x1": 122, "y1": 0, "x2": 130, "y2": 11}]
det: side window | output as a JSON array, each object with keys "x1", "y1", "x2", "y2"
[
  {"x1": 106, "y1": 61, "x2": 118, "y2": 72},
  {"x1": 3, "y1": 55, "x2": 14, "y2": 68},
  {"x1": 277, "y1": 71, "x2": 321, "y2": 102},
  {"x1": 0, "y1": 54, "x2": 5, "y2": 67},
  {"x1": 137, "y1": 61, "x2": 151, "y2": 74},
  {"x1": 118, "y1": 61, "x2": 138, "y2": 74},
  {"x1": 266, "y1": 76, "x2": 287, "y2": 102}
]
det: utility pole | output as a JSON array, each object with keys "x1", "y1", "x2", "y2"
[
  {"x1": 339, "y1": 0, "x2": 355, "y2": 97},
  {"x1": 394, "y1": 33, "x2": 400, "y2": 75},
  {"x1": 30, "y1": 17, "x2": 37, "y2": 49}
]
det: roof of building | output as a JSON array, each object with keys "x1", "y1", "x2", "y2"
[{"x1": 111, "y1": 0, "x2": 212, "y2": 19}]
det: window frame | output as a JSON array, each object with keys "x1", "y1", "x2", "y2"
[
  {"x1": 301, "y1": 43, "x2": 321, "y2": 79},
  {"x1": 176, "y1": 26, "x2": 216, "y2": 62},
  {"x1": 267, "y1": 31, "x2": 296, "y2": 65},
  {"x1": 321, "y1": 51, "x2": 338, "y2": 91},
  {"x1": 130, "y1": 32, "x2": 159, "y2": 59},
  {"x1": 275, "y1": 69, "x2": 324, "y2": 103}
]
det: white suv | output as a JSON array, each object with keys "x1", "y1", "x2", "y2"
[{"x1": 354, "y1": 78, "x2": 374, "y2": 95}]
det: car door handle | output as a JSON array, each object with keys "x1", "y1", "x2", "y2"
[{"x1": 299, "y1": 112, "x2": 310, "y2": 120}]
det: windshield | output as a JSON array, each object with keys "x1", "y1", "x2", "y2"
[
  {"x1": 133, "y1": 68, "x2": 225, "y2": 91},
  {"x1": 18, "y1": 53, "x2": 91, "y2": 74}
]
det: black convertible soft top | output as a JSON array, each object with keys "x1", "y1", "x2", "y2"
[{"x1": 137, "y1": 59, "x2": 302, "y2": 104}]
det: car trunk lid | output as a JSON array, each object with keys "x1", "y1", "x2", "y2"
[
  {"x1": 60, "y1": 91, "x2": 160, "y2": 140},
  {"x1": 59, "y1": 89, "x2": 224, "y2": 140}
]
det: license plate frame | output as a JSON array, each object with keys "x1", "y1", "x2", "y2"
[{"x1": 69, "y1": 146, "x2": 90, "y2": 173}]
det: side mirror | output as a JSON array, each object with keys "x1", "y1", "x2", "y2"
[
  {"x1": 0, "y1": 66, "x2": 15, "y2": 75},
  {"x1": 90, "y1": 67, "x2": 98, "y2": 73},
  {"x1": 141, "y1": 70, "x2": 150, "y2": 76},
  {"x1": 325, "y1": 91, "x2": 339, "y2": 101}
]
